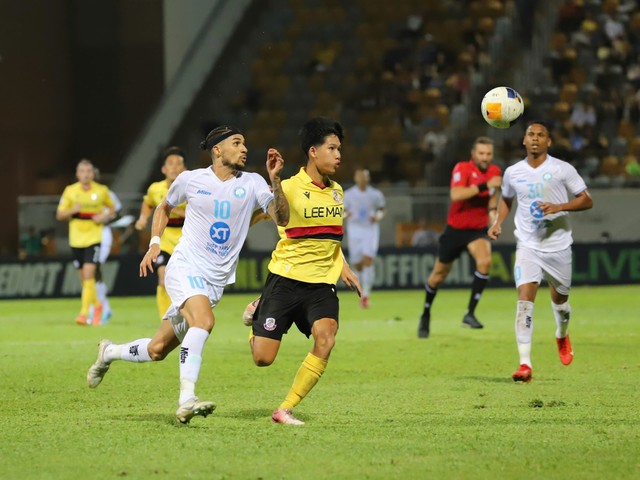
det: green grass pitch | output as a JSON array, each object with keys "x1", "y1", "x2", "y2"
[{"x1": 0, "y1": 286, "x2": 638, "y2": 479}]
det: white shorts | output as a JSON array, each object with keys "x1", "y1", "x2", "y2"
[
  {"x1": 163, "y1": 256, "x2": 224, "y2": 342},
  {"x1": 347, "y1": 225, "x2": 380, "y2": 264},
  {"x1": 514, "y1": 246, "x2": 572, "y2": 295},
  {"x1": 99, "y1": 227, "x2": 113, "y2": 264}
]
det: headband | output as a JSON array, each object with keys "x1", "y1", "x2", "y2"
[{"x1": 199, "y1": 127, "x2": 243, "y2": 151}]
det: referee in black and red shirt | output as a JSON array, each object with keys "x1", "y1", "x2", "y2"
[{"x1": 418, "y1": 137, "x2": 502, "y2": 338}]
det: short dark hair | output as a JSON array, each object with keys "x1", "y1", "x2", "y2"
[
  {"x1": 472, "y1": 136, "x2": 494, "y2": 148},
  {"x1": 200, "y1": 125, "x2": 243, "y2": 152},
  {"x1": 525, "y1": 120, "x2": 551, "y2": 134},
  {"x1": 299, "y1": 117, "x2": 344, "y2": 158},
  {"x1": 162, "y1": 146, "x2": 185, "y2": 162}
]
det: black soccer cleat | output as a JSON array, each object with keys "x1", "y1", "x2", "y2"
[
  {"x1": 462, "y1": 313, "x2": 484, "y2": 329},
  {"x1": 418, "y1": 312, "x2": 431, "y2": 338}
]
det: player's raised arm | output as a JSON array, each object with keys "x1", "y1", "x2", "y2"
[
  {"x1": 139, "y1": 200, "x2": 172, "y2": 277},
  {"x1": 265, "y1": 148, "x2": 289, "y2": 226}
]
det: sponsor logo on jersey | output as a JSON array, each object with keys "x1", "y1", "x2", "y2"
[
  {"x1": 234, "y1": 187, "x2": 246, "y2": 199},
  {"x1": 264, "y1": 317, "x2": 277, "y2": 331},
  {"x1": 304, "y1": 191, "x2": 310, "y2": 199},
  {"x1": 453, "y1": 172, "x2": 461, "y2": 182},
  {"x1": 529, "y1": 201, "x2": 544, "y2": 219},
  {"x1": 209, "y1": 222, "x2": 231, "y2": 244},
  {"x1": 303, "y1": 205, "x2": 344, "y2": 218},
  {"x1": 196, "y1": 189, "x2": 212, "y2": 195}
]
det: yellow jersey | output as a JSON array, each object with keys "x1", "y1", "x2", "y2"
[
  {"x1": 144, "y1": 180, "x2": 186, "y2": 255},
  {"x1": 58, "y1": 181, "x2": 115, "y2": 248},
  {"x1": 268, "y1": 168, "x2": 344, "y2": 284}
]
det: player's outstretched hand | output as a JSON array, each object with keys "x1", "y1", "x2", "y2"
[
  {"x1": 139, "y1": 245, "x2": 160, "y2": 277},
  {"x1": 341, "y1": 262, "x2": 362, "y2": 298},
  {"x1": 266, "y1": 148, "x2": 284, "y2": 181}
]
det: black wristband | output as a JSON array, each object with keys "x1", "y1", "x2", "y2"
[{"x1": 477, "y1": 183, "x2": 488, "y2": 192}]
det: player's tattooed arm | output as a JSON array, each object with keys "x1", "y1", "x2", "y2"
[{"x1": 266, "y1": 148, "x2": 289, "y2": 226}]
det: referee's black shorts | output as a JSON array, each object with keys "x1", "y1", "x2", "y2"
[
  {"x1": 437, "y1": 226, "x2": 488, "y2": 263},
  {"x1": 252, "y1": 272, "x2": 339, "y2": 341}
]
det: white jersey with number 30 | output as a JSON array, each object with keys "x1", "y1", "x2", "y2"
[
  {"x1": 165, "y1": 167, "x2": 273, "y2": 286},
  {"x1": 502, "y1": 155, "x2": 587, "y2": 252}
]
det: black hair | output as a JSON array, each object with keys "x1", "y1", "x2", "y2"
[
  {"x1": 525, "y1": 120, "x2": 551, "y2": 134},
  {"x1": 162, "y1": 146, "x2": 185, "y2": 162},
  {"x1": 299, "y1": 117, "x2": 344, "y2": 158},
  {"x1": 200, "y1": 125, "x2": 243, "y2": 152}
]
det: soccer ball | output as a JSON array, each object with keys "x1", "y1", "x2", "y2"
[{"x1": 481, "y1": 86, "x2": 524, "y2": 129}]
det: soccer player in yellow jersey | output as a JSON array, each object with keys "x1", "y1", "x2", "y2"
[
  {"x1": 56, "y1": 159, "x2": 115, "y2": 325},
  {"x1": 250, "y1": 117, "x2": 361, "y2": 425},
  {"x1": 135, "y1": 147, "x2": 187, "y2": 319}
]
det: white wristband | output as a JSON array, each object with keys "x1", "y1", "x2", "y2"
[{"x1": 149, "y1": 235, "x2": 161, "y2": 247}]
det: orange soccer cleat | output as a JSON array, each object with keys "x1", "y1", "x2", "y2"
[
  {"x1": 512, "y1": 364, "x2": 532, "y2": 383},
  {"x1": 556, "y1": 335, "x2": 574, "y2": 365}
]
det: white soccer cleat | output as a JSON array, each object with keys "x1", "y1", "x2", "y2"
[
  {"x1": 271, "y1": 408, "x2": 304, "y2": 425},
  {"x1": 242, "y1": 297, "x2": 261, "y2": 326},
  {"x1": 175, "y1": 397, "x2": 216, "y2": 424},
  {"x1": 87, "y1": 339, "x2": 113, "y2": 388}
]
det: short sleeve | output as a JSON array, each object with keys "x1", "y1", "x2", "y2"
[
  {"x1": 563, "y1": 163, "x2": 588, "y2": 195},
  {"x1": 501, "y1": 167, "x2": 515, "y2": 199},
  {"x1": 166, "y1": 171, "x2": 189, "y2": 207},
  {"x1": 57, "y1": 186, "x2": 73, "y2": 211},
  {"x1": 450, "y1": 163, "x2": 469, "y2": 188}
]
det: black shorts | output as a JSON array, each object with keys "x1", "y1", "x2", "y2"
[
  {"x1": 153, "y1": 250, "x2": 172, "y2": 269},
  {"x1": 71, "y1": 243, "x2": 101, "y2": 269},
  {"x1": 437, "y1": 226, "x2": 488, "y2": 263},
  {"x1": 253, "y1": 272, "x2": 339, "y2": 340}
]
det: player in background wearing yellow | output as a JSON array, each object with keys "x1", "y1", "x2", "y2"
[
  {"x1": 56, "y1": 159, "x2": 115, "y2": 325},
  {"x1": 135, "y1": 147, "x2": 186, "y2": 319},
  {"x1": 250, "y1": 117, "x2": 361, "y2": 425}
]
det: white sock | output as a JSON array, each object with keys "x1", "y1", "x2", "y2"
[
  {"x1": 104, "y1": 338, "x2": 152, "y2": 363},
  {"x1": 96, "y1": 281, "x2": 111, "y2": 313},
  {"x1": 362, "y1": 265, "x2": 374, "y2": 298},
  {"x1": 515, "y1": 300, "x2": 534, "y2": 367},
  {"x1": 552, "y1": 301, "x2": 571, "y2": 339},
  {"x1": 179, "y1": 327, "x2": 210, "y2": 404}
]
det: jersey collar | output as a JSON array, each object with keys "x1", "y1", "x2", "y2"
[{"x1": 298, "y1": 167, "x2": 331, "y2": 189}]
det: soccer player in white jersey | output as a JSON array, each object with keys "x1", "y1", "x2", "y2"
[
  {"x1": 343, "y1": 168, "x2": 385, "y2": 308},
  {"x1": 93, "y1": 168, "x2": 123, "y2": 324},
  {"x1": 86, "y1": 125, "x2": 289, "y2": 424},
  {"x1": 489, "y1": 121, "x2": 593, "y2": 383}
]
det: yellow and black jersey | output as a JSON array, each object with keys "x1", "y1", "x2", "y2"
[
  {"x1": 143, "y1": 180, "x2": 187, "y2": 255},
  {"x1": 268, "y1": 168, "x2": 344, "y2": 284},
  {"x1": 58, "y1": 181, "x2": 114, "y2": 248}
]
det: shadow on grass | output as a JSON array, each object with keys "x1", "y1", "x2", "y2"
[
  {"x1": 216, "y1": 408, "x2": 276, "y2": 421},
  {"x1": 460, "y1": 375, "x2": 514, "y2": 383}
]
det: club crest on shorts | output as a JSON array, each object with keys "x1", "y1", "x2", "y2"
[
  {"x1": 264, "y1": 317, "x2": 277, "y2": 331},
  {"x1": 332, "y1": 189, "x2": 341, "y2": 203}
]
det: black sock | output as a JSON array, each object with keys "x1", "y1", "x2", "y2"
[
  {"x1": 467, "y1": 271, "x2": 489, "y2": 315},
  {"x1": 423, "y1": 283, "x2": 438, "y2": 314}
]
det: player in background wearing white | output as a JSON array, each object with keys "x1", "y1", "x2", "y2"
[
  {"x1": 90, "y1": 168, "x2": 122, "y2": 324},
  {"x1": 343, "y1": 168, "x2": 385, "y2": 308},
  {"x1": 86, "y1": 126, "x2": 289, "y2": 424},
  {"x1": 489, "y1": 121, "x2": 593, "y2": 383}
]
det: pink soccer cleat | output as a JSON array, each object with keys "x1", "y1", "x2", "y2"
[{"x1": 271, "y1": 408, "x2": 304, "y2": 425}]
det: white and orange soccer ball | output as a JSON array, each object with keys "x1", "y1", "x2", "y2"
[{"x1": 481, "y1": 86, "x2": 524, "y2": 129}]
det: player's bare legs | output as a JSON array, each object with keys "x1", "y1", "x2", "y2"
[
  {"x1": 418, "y1": 260, "x2": 452, "y2": 338},
  {"x1": 156, "y1": 265, "x2": 172, "y2": 320},
  {"x1": 463, "y1": 238, "x2": 493, "y2": 329}
]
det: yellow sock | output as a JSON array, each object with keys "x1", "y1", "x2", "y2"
[
  {"x1": 280, "y1": 353, "x2": 327, "y2": 410},
  {"x1": 156, "y1": 285, "x2": 171, "y2": 320},
  {"x1": 81, "y1": 278, "x2": 97, "y2": 316}
]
